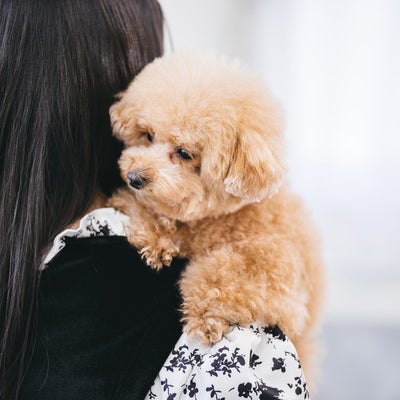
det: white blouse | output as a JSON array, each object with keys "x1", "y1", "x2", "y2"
[{"x1": 43, "y1": 207, "x2": 310, "y2": 400}]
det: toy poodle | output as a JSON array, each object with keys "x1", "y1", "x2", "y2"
[{"x1": 108, "y1": 52, "x2": 324, "y2": 380}]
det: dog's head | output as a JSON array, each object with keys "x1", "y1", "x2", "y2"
[{"x1": 110, "y1": 52, "x2": 286, "y2": 221}]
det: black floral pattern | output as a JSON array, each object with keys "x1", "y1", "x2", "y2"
[
  {"x1": 288, "y1": 375, "x2": 310, "y2": 399},
  {"x1": 238, "y1": 382, "x2": 253, "y2": 398},
  {"x1": 253, "y1": 380, "x2": 284, "y2": 400},
  {"x1": 250, "y1": 325, "x2": 261, "y2": 337},
  {"x1": 272, "y1": 357, "x2": 286, "y2": 373},
  {"x1": 207, "y1": 347, "x2": 245, "y2": 378},
  {"x1": 161, "y1": 379, "x2": 174, "y2": 396},
  {"x1": 206, "y1": 384, "x2": 225, "y2": 400},
  {"x1": 249, "y1": 350, "x2": 262, "y2": 370},
  {"x1": 165, "y1": 345, "x2": 204, "y2": 373},
  {"x1": 85, "y1": 215, "x2": 115, "y2": 236},
  {"x1": 182, "y1": 375, "x2": 199, "y2": 398},
  {"x1": 263, "y1": 326, "x2": 287, "y2": 342}
]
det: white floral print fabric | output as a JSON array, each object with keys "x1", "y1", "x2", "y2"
[{"x1": 146, "y1": 325, "x2": 309, "y2": 400}]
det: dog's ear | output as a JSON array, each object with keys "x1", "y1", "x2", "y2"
[
  {"x1": 109, "y1": 97, "x2": 136, "y2": 141},
  {"x1": 224, "y1": 129, "x2": 285, "y2": 202}
]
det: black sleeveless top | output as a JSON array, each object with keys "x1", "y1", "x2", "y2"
[{"x1": 21, "y1": 235, "x2": 186, "y2": 400}]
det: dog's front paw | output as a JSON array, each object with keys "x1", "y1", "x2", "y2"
[
  {"x1": 139, "y1": 240, "x2": 179, "y2": 270},
  {"x1": 183, "y1": 315, "x2": 230, "y2": 345}
]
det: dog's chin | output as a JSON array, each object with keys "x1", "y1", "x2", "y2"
[
  {"x1": 129, "y1": 182, "x2": 252, "y2": 222},
  {"x1": 128, "y1": 189, "x2": 195, "y2": 221},
  {"x1": 136, "y1": 193, "x2": 220, "y2": 222},
  {"x1": 149, "y1": 199, "x2": 206, "y2": 222},
  {"x1": 140, "y1": 195, "x2": 251, "y2": 223}
]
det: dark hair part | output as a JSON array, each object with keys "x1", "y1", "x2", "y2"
[{"x1": 0, "y1": 0, "x2": 163, "y2": 398}]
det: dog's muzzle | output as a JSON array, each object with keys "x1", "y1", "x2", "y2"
[{"x1": 127, "y1": 171, "x2": 148, "y2": 190}]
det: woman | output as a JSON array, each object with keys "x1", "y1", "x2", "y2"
[{"x1": 0, "y1": 1, "x2": 310, "y2": 399}]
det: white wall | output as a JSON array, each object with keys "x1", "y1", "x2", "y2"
[{"x1": 159, "y1": 0, "x2": 400, "y2": 324}]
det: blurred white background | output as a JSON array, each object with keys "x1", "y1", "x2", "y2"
[{"x1": 160, "y1": 0, "x2": 400, "y2": 398}]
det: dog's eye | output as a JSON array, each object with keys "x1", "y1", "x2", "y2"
[
  {"x1": 177, "y1": 148, "x2": 192, "y2": 161},
  {"x1": 140, "y1": 131, "x2": 154, "y2": 142}
]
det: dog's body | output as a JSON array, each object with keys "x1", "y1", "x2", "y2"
[{"x1": 108, "y1": 52, "x2": 324, "y2": 382}]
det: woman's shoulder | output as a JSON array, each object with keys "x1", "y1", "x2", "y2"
[
  {"x1": 41, "y1": 207, "x2": 130, "y2": 269},
  {"x1": 147, "y1": 324, "x2": 310, "y2": 400},
  {"x1": 40, "y1": 205, "x2": 187, "y2": 288}
]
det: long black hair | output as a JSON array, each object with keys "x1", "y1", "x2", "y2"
[{"x1": 0, "y1": 1, "x2": 163, "y2": 398}]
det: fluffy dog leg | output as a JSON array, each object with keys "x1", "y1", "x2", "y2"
[
  {"x1": 108, "y1": 188, "x2": 179, "y2": 269},
  {"x1": 180, "y1": 240, "x2": 310, "y2": 344}
]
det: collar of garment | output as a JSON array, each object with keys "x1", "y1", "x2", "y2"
[{"x1": 41, "y1": 207, "x2": 130, "y2": 270}]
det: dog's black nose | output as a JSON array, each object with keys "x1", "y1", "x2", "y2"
[{"x1": 127, "y1": 172, "x2": 147, "y2": 189}]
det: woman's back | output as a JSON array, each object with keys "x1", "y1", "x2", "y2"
[{"x1": 21, "y1": 231, "x2": 185, "y2": 399}]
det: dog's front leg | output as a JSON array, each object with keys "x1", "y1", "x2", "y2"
[
  {"x1": 179, "y1": 241, "x2": 308, "y2": 345},
  {"x1": 135, "y1": 231, "x2": 179, "y2": 270},
  {"x1": 126, "y1": 215, "x2": 179, "y2": 270},
  {"x1": 179, "y1": 246, "x2": 254, "y2": 345},
  {"x1": 108, "y1": 189, "x2": 179, "y2": 269}
]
